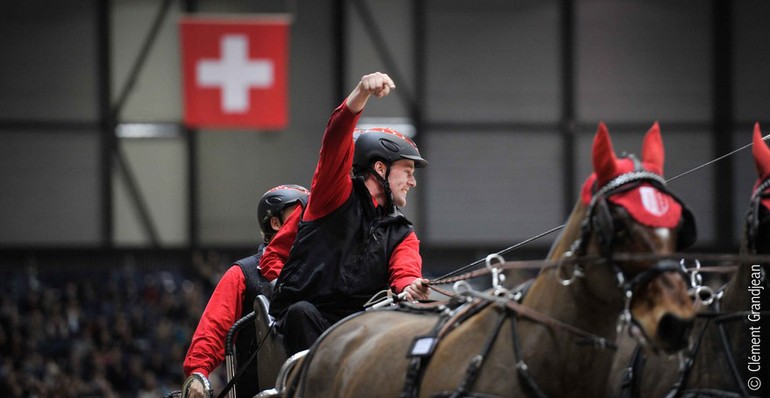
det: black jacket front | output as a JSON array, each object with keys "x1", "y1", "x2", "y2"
[{"x1": 270, "y1": 177, "x2": 413, "y2": 319}]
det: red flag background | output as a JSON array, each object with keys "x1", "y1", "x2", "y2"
[{"x1": 180, "y1": 17, "x2": 289, "y2": 130}]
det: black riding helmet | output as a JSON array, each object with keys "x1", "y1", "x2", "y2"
[
  {"x1": 353, "y1": 128, "x2": 428, "y2": 174},
  {"x1": 257, "y1": 184, "x2": 310, "y2": 241},
  {"x1": 353, "y1": 128, "x2": 427, "y2": 210}
]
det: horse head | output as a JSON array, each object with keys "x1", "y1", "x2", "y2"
[
  {"x1": 721, "y1": 122, "x2": 770, "y2": 314},
  {"x1": 747, "y1": 122, "x2": 770, "y2": 255},
  {"x1": 720, "y1": 122, "x2": 770, "y2": 315},
  {"x1": 573, "y1": 122, "x2": 697, "y2": 353}
]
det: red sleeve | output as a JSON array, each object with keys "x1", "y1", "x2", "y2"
[
  {"x1": 302, "y1": 100, "x2": 362, "y2": 222},
  {"x1": 183, "y1": 266, "x2": 245, "y2": 378},
  {"x1": 259, "y1": 205, "x2": 302, "y2": 281},
  {"x1": 388, "y1": 231, "x2": 423, "y2": 293}
]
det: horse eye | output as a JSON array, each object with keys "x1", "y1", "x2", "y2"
[{"x1": 613, "y1": 220, "x2": 628, "y2": 239}]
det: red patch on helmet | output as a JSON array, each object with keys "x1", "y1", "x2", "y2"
[
  {"x1": 265, "y1": 184, "x2": 309, "y2": 195},
  {"x1": 356, "y1": 127, "x2": 418, "y2": 148}
]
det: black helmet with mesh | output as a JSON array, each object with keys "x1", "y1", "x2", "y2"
[
  {"x1": 257, "y1": 184, "x2": 309, "y2": 240},
  {"x1": 353, "y1": 128, "x2": 428, "y2": 174}
]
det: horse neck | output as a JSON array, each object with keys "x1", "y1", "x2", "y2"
[
  {"x1": 546, "y1": 200, "x2": 586, "y2": 261},
  {"x1": 534, "y1": 199, "x2": 622, "y2": 335},
  {"x1": 514, "y1": 201, "x2": 627, "y2": 396},
  {"x1": 523, "y1": 262, "x2": 622, "y2": 339},
  {"x1": 518, "y1": 263, "x2": 621, "y2": 396}
]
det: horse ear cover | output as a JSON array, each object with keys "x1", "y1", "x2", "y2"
[
  {"x1": 589, "y1": 122, "x2": 697, "y2": 250},
  {"x1": 753, "y1": 122, "x2": 770, "y2": 181},
  {"x1": 592, "y1": 122, "x2": 618, "y2": 187},
  {"x1": 641, "y1": 121, "x2": 664, "y2": 176}
]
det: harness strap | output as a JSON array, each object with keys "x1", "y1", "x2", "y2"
[
  {"x1": 401, "y1": 358, "x2": 426, "y2": 398},
  {"x1": 622, "y1": 259, "x2": 688, "y2": 295},
  {"x1": 717, "y1": 321, "x2": 750, "y2": 397},
  {"x1": 503, "y1": 297, "x2": 616, "y2": 350},
  {"x1": 447, "y1": 307, "x2": 509, "y2": 398},
  {"x1": 401, "y1": 300, "x2": 491, "y2": 398},
  {"x1": 619, "y1": 345, "x2": 644, "y2": 398},
  {"x1": 664, "y1": 317, "x2": 711, "y2": 398},
  {"x1": 509, "y1": 310, "x2": 549, "y2": 398},
  {"x1": 401, "y1": 314, "x2": 452, "y2": 398},
  {"x1": 428, "y1": 284, "x2": 455, "y2": 298}
]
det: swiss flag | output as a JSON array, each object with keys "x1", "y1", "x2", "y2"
[{"x1": 180, "y1": 16, "x2": 289, "y2": 130}]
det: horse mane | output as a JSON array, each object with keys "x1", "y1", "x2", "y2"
[{"x1": 546, "y1": 199, "x2": 587, "y2": 261}]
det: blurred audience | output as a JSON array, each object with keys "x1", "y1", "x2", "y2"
[{"x1": 0, "y1": 251, "x2": 235, "y2": 397}]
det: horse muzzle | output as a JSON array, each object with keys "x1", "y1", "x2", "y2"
[{"x1": 655, "y1": 312, "x2": 695, "y2": 353}]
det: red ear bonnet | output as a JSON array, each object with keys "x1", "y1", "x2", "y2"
[
  {"x1": 752, "y1": 122, "x2": 770, "y2": 212},
  {"x1": 752, "y1": 122, "x2": 770, "y2": 181},
  {"x1": 641, "y1": 122, "x2": 664, "y2": 176},
  {"x1": 580, "y1": 122, "x2": 682, "y2": 228},
  {"x1": 591, "y1": 122, "x2": 618, "y2": 188}
]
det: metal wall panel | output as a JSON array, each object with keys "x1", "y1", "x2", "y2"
[
  {"x1": 114, "y1": 137, "x2": 188, "y2": 246},
  {"x1": 576, "y1": 0, "x2": 712, "y2": 123},
  {"x1": 0, "y1": 1, "x2": 99, "y2": 121},
  {"x1": 0, "y1": 132, "x2": 101, "y2": 245},
  {"x1": 424, "y1": 0, "x2": 561, "y2": 123},
  {"x1": 734, "y1": 1, "x2": 770, "y2": 121},
  {"x1": 424, "y1": 131, "x2": 564, "y2": 246}
]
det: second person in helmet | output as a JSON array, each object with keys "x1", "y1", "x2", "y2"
[
  {"x1": 266, "y1": 72, "x2": 430, "y2": 356},
  {"x1": 182, "y1": 184, "x2": 308, "y2": 398}
]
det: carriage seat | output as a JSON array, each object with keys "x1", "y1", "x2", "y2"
[{"x1": 254, "y1": 294, "x2": 288, "y2": 392}]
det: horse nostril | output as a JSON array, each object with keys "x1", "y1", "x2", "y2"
[{"x1": 658, "y1": 313, "x2": 694, "y2": 352}]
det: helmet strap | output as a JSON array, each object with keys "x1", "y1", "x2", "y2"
[{"x1": 370, "y1": 161, "x2": 394, "y2": 210}]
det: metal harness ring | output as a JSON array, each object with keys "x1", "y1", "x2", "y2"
[
  {"x1": 485, "y1": 254, "x2": 507, "y2": 294},
  {"x1": 556, "y1": 251, "x2": 584, "y2": 286}
]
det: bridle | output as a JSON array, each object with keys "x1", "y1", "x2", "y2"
[
  {"x1": 665, "y1": 179, "x2": 770, "y2": 398},
  {"x1": 567, "y1": 166, "x2": 696, "y2": 334},
  {"x1": 746, "y1": 177, "x2": 770, "y2": 252}
]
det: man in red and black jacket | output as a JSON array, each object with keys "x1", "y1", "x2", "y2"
[
  {"x1": 183, "y1": 185, "x2": 308, "y2": 398},
  {"x1": 268, "y1": 72, "x2": 430, "y2": 356}
]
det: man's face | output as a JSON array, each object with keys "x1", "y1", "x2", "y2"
[{"x1": 387, "y1": 159, "x2": 417, "y2": 207}]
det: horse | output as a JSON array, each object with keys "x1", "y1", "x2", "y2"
[
  {"x1": 273, "y1": 122, "x2": 697, "y2": 398},
  {"x1": 607, "y1": 123, "x2": 770, "y2": 398}
]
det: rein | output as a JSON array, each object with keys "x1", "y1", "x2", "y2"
[
  {"x1": 426, "y1": 252, "x2": 768, "y2": 289},
  {"x1": 454, "y1": 282, "x2": 616, "y2": 350}
]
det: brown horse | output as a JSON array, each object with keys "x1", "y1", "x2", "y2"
[
  {"x1": 281, "y1": 123, "x2": 696, "y2": 398},
  {"x1": 608, "y1": 123, "x2": 770, "y2": 398}
]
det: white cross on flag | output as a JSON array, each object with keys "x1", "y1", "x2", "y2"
[{"x1": 180, "y1": 17, "x2": 289, "y2": 130}]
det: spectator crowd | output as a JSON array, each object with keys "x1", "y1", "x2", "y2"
[{"x1": 0, "y1": 251, "x2": 237, "y2": 397}]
